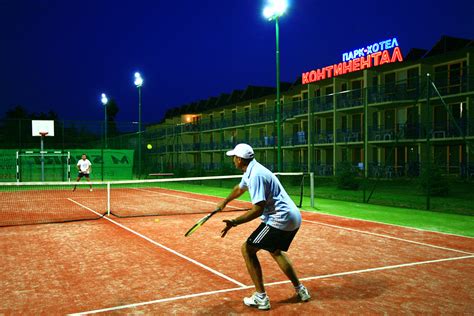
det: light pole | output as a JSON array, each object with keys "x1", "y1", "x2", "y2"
[
  {"x1": 101, "y1": 93, "x2": 108, "y2": 148},
  {"x1": 263, "y1": 0, "x2": 288, "y2": 172},
  {"x1": 134, "y1": 72, "x2": 144, "y2": 178}
]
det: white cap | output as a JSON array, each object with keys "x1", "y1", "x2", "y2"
[{"x1": 226, "y1": 143, "x2": 254, "y2": 159}]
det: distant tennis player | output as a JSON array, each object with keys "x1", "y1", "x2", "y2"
[
  {"x1": 73, "y1": 153, "x2": 92, "y2": 192},
  {"x1": 218, "y1": 143, "x2": 310, "y2": 310}
]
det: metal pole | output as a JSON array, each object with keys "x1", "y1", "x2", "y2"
[
  {"x1": 41, "y1": 136, "x2": 45, "y2": 181},
  {"x1": 363, "y1": 85, "x2": 368, "y2": 202},
  {"x1": 138, "y1": 86, "x2": 142, "y2": 179},
  {"x1": 16, "y1": 151, "x2": 19, "y2": 182},
  {"x1": 104, "y1": 103, "x2": 108, "y2": 148},
  {"x1": 426, "y1": 74, "x2": 431, "y2": 210},
  {"x1": 275, "y1": 17, "x2": 282, "y2": 172}
]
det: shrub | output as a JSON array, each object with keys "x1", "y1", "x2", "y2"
[
  {"x1": 419, "y1": 165, "x2": 449, "y2": 196},
  {"x1": 336, "y1": 162, "x2": 360, "y2": 190}
]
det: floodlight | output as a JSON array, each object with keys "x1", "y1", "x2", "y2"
[
  {"x1": 101, "y1": 93, "x2": 108, "y2": 105},
  {"x1": 263, "y1": 0, "x2": 288, "y2": 20},
  {"x1": 134, "y1": 72, "x2": 143, "y2": 87}
]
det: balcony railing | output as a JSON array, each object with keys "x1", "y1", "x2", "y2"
[
  {"x1": 336, "y1": 129, "x2": 362, "y2": 142},
  {"x1": 314, "y1": 130, "x2": 334, "y2": 144},
  {"x1": 336, "y1": 89, "x2": 364, "y2": 109},
  {"x1": 310, "y1": 96, "x2": 333, "y2": 112}
]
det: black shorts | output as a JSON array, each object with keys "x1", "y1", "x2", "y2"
[
  {"x1": 78, "y1": 172, "x2": 90, "y2": 178},
  {"x1": 247, "y1": 223, "x2": 299, "y2": 252}
]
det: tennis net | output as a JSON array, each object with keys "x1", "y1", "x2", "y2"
[{"x1": 0, "y1": 172, "x2": 306, "y2": 226}]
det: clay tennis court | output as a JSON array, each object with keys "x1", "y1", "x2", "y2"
[{"x1": 1, "y1": 186, "x2": 473, "y2": 314}]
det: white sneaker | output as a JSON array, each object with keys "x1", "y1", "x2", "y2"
[
  {"x1": 243, "y1": 293, "x2": 271, "y2": 310},
  {"x1": 296, "y1": 285, "x2": 311, "y2": 302},
  {"x1": 90, "y1": 188, "x2": 93, "y2": 192}
]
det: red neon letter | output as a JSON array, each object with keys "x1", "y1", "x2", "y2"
[
  {"x1": 342, "y1": 60, "x2": 353, "y2": 74},
  {"x1": 302, "y1": 72, "x2": 310, "y2": 84},
  {"x1": 352, "y1": 57, "x2": 361, "y2": 71},
  {"x1": 360, "y1": 55, "x2": 372, "y2": 69},
  {"x1": 325, "y1": 65, "x2": 334, "y2": 78},
  {"x1": 380, "y1": 50, "x2": 391, "y2": 65},
  {"x1": 391, "y1": 46, "x2": 403, "y2": 63},
  {"x1": 333, "y1": 63, "x2": 343, "y2": 76},
  {"x1": 316, "y1": 69, "x2": 326, "y2": 81},
  {"x1": 371, "y1": 51, "x2": 382, "y2": 66}
]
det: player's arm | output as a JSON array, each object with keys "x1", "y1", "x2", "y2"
[
  {"x1": 77, "y1": 162, "x2": 81, "y2": 171},
  {"x1": 221, "y1": 201, "x2": 265, "y2": 237},
  {"x1": 217, "y1": 184, "x2": 247, "y2": 210}
]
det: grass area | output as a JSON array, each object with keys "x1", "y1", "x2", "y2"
[
  {"x1": 310, "y1": 177, "x2": 474, "y2": 216},
  {"x1": 300, "y1": 198, "x2": 474, "y2": 238},
  {"x1": 159, "y1": 181, "x2": 474, "y2": 238}
]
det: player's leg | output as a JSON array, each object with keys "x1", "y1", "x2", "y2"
[
  {"x1": 269, "y1": 228, "x2": 311, "y2": 302},
  {"x1": 242, "y1": 223, "x2": 271, "y2": 310},
  {"x1": 73, "y1": 174, "x2": 82, "y2": 191},
  {"x1": 85, "y1": 174, "x2": 92, "y2": 191},
  {"x1": 241, "y1": 242, "x2": 264, "y2": 293},
  {"x1": 270, "y1": 250, "x2": 300, "y2": 286}
]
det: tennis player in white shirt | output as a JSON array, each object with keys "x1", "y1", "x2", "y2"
[
  {"x1": 218, "y1": 143, "x2": 310, "y2": 310},
  {"x1": 73, "y1": 153, "x2": 92, "y2": 192}
]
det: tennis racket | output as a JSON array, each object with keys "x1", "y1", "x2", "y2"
[{"x1": 184, "y1": 207, "x2": 221, "y2": 237}]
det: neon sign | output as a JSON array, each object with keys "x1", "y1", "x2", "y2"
[{"x1": 302, "y1": 37, "x2": 404, "y2": 84}]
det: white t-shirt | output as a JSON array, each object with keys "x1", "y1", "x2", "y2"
[
  {"x1": 77, "y1": 159, "x2": 92, "y2": 174},
  {"x1": 239, "y1": 159, "x2": 301, "y2": 231}
]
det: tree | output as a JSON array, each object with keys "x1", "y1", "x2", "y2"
[{"x1": 105, "y1": 98, "x2": 120, "y2": 137}]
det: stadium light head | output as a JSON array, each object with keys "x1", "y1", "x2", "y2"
[
  {"x1": 134, "y1": 72, "x2": 143, "y2": 87},
  {"x1": 101, "y1": 93, "x2": 108, "y2": 105},
  {"x1": 263, "y1": 0, "x2": 288, "y2": 20}
]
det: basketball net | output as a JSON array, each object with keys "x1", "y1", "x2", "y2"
[{"x1": 39, "y1": 132, "x2": 49, "y2": 137}]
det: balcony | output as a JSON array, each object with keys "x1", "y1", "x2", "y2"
[
  {"x1": 250, "y1": 136, "x2": 276, "y2": 148},
  {"x1": 282, "y1": 100, "x2": 307, "y2": 119},
  {"x1": 314, "y1": 130, "x2": 334, "y2": 144},
  {"x1": 310, "y1": 97, "x2": 333, "y2": 113},
  {"x1": 336, "y1": 129, "x2": 362, "y2": 143},
  {"x1": 283, "y1": 132, "x2": 307, "y2": 146},
  {"x1": 336, "y1": 89, "x2": 364, "y2": 109},
  {"x1": 368, "y1": 81, "x2": 420, "y2": 104}
]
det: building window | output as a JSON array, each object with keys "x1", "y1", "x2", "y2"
[
  {"x1": 232, "y1": 109, "x2": 237, "y2": 126},
  {"x1": 407, "y1": 67, "x2": 418, "y2": 91},
  {"x1": 244, "y1": 107, "x2": 250, "y2": 124},
  {"x1": 384, "y1": 72, "x2": 396, "y2": 97}
]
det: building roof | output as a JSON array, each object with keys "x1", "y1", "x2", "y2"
[{"x1": 423, "y1": 35, "x2": 473, "y2": 58}]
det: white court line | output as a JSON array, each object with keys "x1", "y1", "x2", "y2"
[
  {"x1": 70, "y1": 254, "x2": 474, "y2": 315},
  {"x1": 302, "y1": 219, "x2": 474, "y2": 255},
  {"x1": 67, "y1": 198, "x2": 246, "y2": 288},
  {"x1": 300, "y1": 208, "x2": 474, "y2": 239},
  {"x1": 130, "y1": 187, "x2": 247, "y2": 210}
]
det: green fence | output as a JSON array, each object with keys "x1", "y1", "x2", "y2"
[{"x1": 0, "y1": 149, "x2": 135, "y2": 182}]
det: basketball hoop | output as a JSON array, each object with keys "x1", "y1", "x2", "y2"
[{"x1": 39, "y1": 132, "x2": 49, "y2": 137}]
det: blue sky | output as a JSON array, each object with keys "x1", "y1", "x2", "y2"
[{"x1": 1, "y1": 0, "x2": 473, "y2": 123}]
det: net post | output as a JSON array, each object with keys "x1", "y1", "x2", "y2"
[
  {"x1": 16, "y1": 151, "x2": 19, "y2": 182},
  {"x1": 67, "y1": 152, "x2": 71, "y2": 182},
  {"x1": 310, "y1": 172, "x2": 314, "y2": 208},
  {"x1": 39, "y1": 132, "x2": 48, "y2": 182},
  {"x1": 107, "y1": 182, "x2": 111, "y2": 216}
]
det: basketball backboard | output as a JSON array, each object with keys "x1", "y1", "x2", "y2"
[{"x1": 32, "y1": 120, "x2": 55, "y2": 136}]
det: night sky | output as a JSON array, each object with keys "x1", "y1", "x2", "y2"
[{"x1": 1, "y1": 0, "x2": 473, "y2": 124}]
